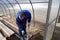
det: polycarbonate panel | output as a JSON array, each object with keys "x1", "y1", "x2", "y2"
[
  {"x1": 49, "y1": 0, "x2": 60, "y2": 23},
  {"x1": 31, "y1": 0, "x2": 49, "y2": 2},
  {"x1": 6, "y1": 4, "x2": 12, "y2": 17},
  {"x1": 31, "y1": 3, "x2": 48, "y2": 37},
  {"x1": 13, "y1": 4, "x2": 20, "y2": 12},
  {"x1": 0, "y1": 0, "x2": 12, "y2": 16},
  {"x1": 45, "y1": 20, "x2": 56, "y2": 40},
  {"x1": 2, "y1": 0, "x2": 9, "y2": 4},
  {"x1": 11, "y1": 4, "x2": 20, "y2": 19},
  {"x1": 2, "y1": 0, "x2": 49, "y2": 4},
  {"x1": 2, "y1": 0, "x2": 16, "y2": 4},
  {"x1": 0, "y1": 9, "x2": 3, "y2": 14},
  {"x1": 0, "y1": 1, "x2": 8, "y2": 15},
  {"x1": 52, "y1": 2, "x2": 60, "y2": 40},
  {"x1": 32, "y1": 3, "x2": 48, "y2": 23},
  {"x1": 17, "y1": 0, "x2": 30, "y2": 4},
  {"x1": 0, "y1": 6, "x2": 6, "y2": 15}
]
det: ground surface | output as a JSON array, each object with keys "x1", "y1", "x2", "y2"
[
  {"x1": 1, "y1": 16, "x2": 60, "y2": 40},
  {"x1": 1, "y1": 16, "x2": 44, "y2": 40}
]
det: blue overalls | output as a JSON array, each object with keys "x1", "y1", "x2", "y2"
[{"x1": 16, "y1": 10, "x2": 31, "y2": 37}]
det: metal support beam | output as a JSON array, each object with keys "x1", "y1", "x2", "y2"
[
  {"x1": 43, "y1": 0, "x2": 52, "y2": 40},
  {"x1": 7, "y1": 2, "x2": 48, "y2": 4},
  {"x1": 29, "y1": 0, "x2": 35, "y2": 27},
  {"x1": 6, "y1": 0, "x2": 16, "y2": 18}
]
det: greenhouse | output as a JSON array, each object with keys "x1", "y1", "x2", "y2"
[{"x1": 0, "y1": 0, "x2": 60, "y2": 40}]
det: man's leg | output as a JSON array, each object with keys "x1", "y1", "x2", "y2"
[
  {"x1": 23, "y1": 27, "x2": 26, "y2": 35},
  {"x1": 19, "y1": 28, "x2": 26, "y2": 36},
  {"x1": 19, "y1": 29, "x2": 23, "y2": 37}
]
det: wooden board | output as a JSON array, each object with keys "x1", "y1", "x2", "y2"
[
  {"x1": 0, "y1": 32, "x2": 6, "y2": 40},
  {"x1": 1, "y1": 16, "x2": 44, "y2": 38},
  {"x1": 0, "y1": 22, "x2": 14, "y2": 37}
]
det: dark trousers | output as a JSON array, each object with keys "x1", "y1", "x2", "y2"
[{"x1": 18, "y1": 26, "x2": 26, "y2": 37}]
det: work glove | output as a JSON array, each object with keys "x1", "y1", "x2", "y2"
[{"x1": 21, "y1": 30, "x2": 24, "y2": 35}]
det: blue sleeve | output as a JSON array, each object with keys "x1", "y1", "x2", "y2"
[{"x1": 28, "y1": 13, "x2": 31, "y2": 23}]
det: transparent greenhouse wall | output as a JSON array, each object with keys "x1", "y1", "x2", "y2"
[
  {"x1": 32, "y1": 3, "x2": 48, "y2": 36},
  {"x1": 49, "y1": 0, "x2": 59, "y2": 23},
  {"x1": 0, "y1": 7, "x2": 6, "y2": 15},
  {"x1": 33, "y1": 3, "x2": 48, "y2": 23},
  {"x1": 0, "y1": 9, "x2": 3, "y2": 14},
  {"x1": 49, "y1": 0, "x2": 60, "y2": 39},
  {"x1": 44, "y1": 0, "x2": 60, "y2": 40},
  {"x1": 51, "y1": 7, "x2": 60, "y2": 40},
  {"x1": 51, "y1": 0, "x2": 60, "y2": 40},
  {"x1": 45, "y1": 20, "x2": 56, "y2": 40}
]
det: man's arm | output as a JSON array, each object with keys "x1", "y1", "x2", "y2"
[{"x1": 28, "y1": 13, "x2": 31, "y2": 27}]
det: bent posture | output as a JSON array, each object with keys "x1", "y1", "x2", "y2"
[{"x1": 16, "y1": 10, "x2": 31, "y2": 37}]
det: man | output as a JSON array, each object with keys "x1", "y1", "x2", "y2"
[{"x1": 16, "y1": 10, "x2": 31, "y2": 37}]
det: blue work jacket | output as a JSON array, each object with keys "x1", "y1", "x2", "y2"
[{"x1": 16, "y1": 10, "x2": 31, "y2": 30}]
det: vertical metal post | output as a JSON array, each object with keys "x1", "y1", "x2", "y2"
[
  {"x1": 43, "y1": 0, "x2": 52, "y2": 40},
  {"x1": 29, "y1": 0, "x2": 35, "y2": 27}
]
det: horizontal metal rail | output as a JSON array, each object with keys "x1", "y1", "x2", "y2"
[{"x1": 6, "y1": 2, "x2": 48, "y2": 4}]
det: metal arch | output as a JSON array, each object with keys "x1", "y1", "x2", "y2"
[
  {"x1": 6, "y1": 0, "x2": 16, "y2": 15},
  {"x1": 29, "y1": 0, "x2": 35, "y2": 27},
  {"x1": 14, "y1": 0, "x2": 22, "y2": 10},
  {"x1": 0, "y1": 6, "x2": 4, "y2": 14},
  {"x1": 0, "y1": 0, "x2": 11, "y2": 16},
  {"x1": 0, "y1": 3, "x2": 7, "y2": 15}
]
